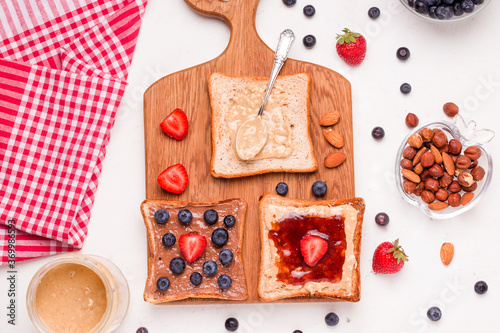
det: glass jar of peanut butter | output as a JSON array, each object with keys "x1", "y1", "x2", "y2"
[{"x1": 26, "y1": 254, "x2": 129, "y2": 333}]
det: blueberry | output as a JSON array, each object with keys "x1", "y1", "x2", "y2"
[
  {"x1": 371, "y1": 126, "x2": 385, "y2": 140},
  {"x1": 428, "y1": 6, "x2": 437, "y2": 18},
  {"x1": 154, "y1": 209, "x2": 170, "y2": 224},
  {"x1": 427, "y1": 306, "x2": 442, "y2": 321},
  {"x1": 325, "y1": 312, "x2": 339, "y2": 326},
  {"x1": 203, "y1": 260, "x2": 218, "y2": 276},
  {"x1": 474, "y1": 281, "x2": 488, "y2": 294},
  {"x1": 218, "y1": 274, "x2": 232, "y2": 289},
  {"x1": 276, "y1": 182, "x2": 289, "y2": 196},
  {"x1": 368, "y1": 7, "x2": 380, "y2": 18},
  {"x1": 293, "y1": 331, "x2": 303, "y2": 333},
  {"x1": 423, "y1": 0, "x2": 439, "y2": 5},
  {"x1": 453, "y1": 2, "x2": 465, "y2": 15},
  {"x1": 212, "y1": 228, "x2": 229, "y2": 246},
  {"x1": 282, "y1": 0, "x2": 296, "y2": 7},
  {"x1": 178, "y1": 209, "x2": 193, "y2": 224},
  {"x1": 461, "y1": 0, "x2": 474, "y2": 13},
  {"x1": 303, "y1": 5, "x2": 315, "y2": 17},
  {"x1": 400, "y1": 83, "x2": 412, "y2": 94},
  {"x1": 162, "y1": 233, "x2": 176, "y2": 247},
  {"x1": 156, "y1": 277, "x2": 170, "y2": 291},
  {"x1": 442, "y1": 0, "x2": 454, "y2": 4},
  {"x1": 204, "y1": 209, "x2": 219, "y2": 225},
  {"x1": 407, "y1": 0, "x2": 415, "y2": 7},
  {"x1": 312, "y1": 181, "x2": 327, "y2": 197},
  {"x1": 415, "y1": 1, "x2": 429, "y2": 14},
  {"x1": 436, "y1": 6, "x2": 453, "y2": 19},
  {"x1": 223, "y1": 215, "x2": 236, "y2": 228},
  {"x1": 302, "y1": 35, "x2": 316, "y2": 48},
  {"x1": 169, "y1": 257, "x2": 185, "y2": 274},
  {"x1": 375, "y1": 212, "x2": 390, "y2": 226},
  {"x1": 397, "y1": 47, "x2": 410, "y2": 61},
  {"x1": 190, "y1": 272, "x2": 203, "y2": 286},
  {"x1": 473, "y1": 0, "x2": 484, "y2": 4},
  {"x1": 225, "y1": 317, "x2": 239, "y2": 332},
  {"x1": 136, "y1": 327, "x2": 149, "y2": 333},
  {"x1": 219, "y1": 249, "x2": 234, "y2": 266}
]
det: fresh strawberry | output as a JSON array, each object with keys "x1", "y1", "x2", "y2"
[
  {"x1": 179, "y1": 234, "x2": 207, "y2": 263},
  {"x1": 157, "y1": 163, "x2": 189, "y2": 194},
  {"x1": 372, "y1": 239, "x2": 409, "y2": 274},
  {"x1": 160, "y1": 108, "x2": 188, "y2": 140},
  {"x1": 336, "y1": 28, "x2": 367, "y2": 66},
  {"x1": 300, "y1": 235, "x2": 328, "y2": 267}
]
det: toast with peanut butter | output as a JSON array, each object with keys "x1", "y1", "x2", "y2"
[
  {"x1": 208, "y1": 72, "x2": 317, "y2": 178},
  {"x1": 258, "y1": 194, "x2": 365, "y2": 302}
]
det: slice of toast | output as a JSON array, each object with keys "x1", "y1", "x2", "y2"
[
  {"x1": 208, "y1": 72, "x2": 318, "y2": 178},
  {"x1": 258, "y1": 194, "x2": 365, "y2": 302},
  {"x1": 141, "y1": 198, "x2": 248, "y2": 303}
]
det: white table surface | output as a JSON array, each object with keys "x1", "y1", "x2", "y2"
[{"x1": 2, "y1": 0, "x2": 500, "y2": 332}]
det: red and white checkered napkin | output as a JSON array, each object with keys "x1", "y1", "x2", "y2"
[{"x1": 0, "y1": 0, "x2": 147, "y2": 265}]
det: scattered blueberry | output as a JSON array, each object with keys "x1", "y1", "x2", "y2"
[
  {"x1": 303, "y1": 35, "x2": 316, "y2": 48},
  {"x1": 204, "y1": 209, "x2": 219, "y2": 225},
  {"x1": 282, "y1": 0, "x2": 296, "y2": 7},
  {"x1": 303, "y1": 5, "x2": 315, "y2": 17},
  {"x1": 400, "y1": 83, "x2": 412, "y2": 94},
  {"x1": 219, "y1": 249, "x2": 234, "y2": 266},
  {"x1": 190, "y1": 272, "x2": 203, "y2": 286},
  {"x1": 212, "y1": 228, "x2": 229, "y2": 246},
  {"x1": 368, "y1": 7, "x2": 381, "y2": 18},
  {"x1": 312, "y1": 181, "x2": 327, "y2": 197},
  {"x1": 223, "y1": 215, "x2": 236, "y2": 228},
  {"x1": 461, "y1": 0, "x2": 474, "y2": 12},
  {"x1": 397, "y1": 47, "x2": 410, "y2": 61},
  {"x1": 276, "y1": 182, "x2": 289, "y2": 196},
  {"x1": 162, "y1": 233, "x2": 176, "y2": 247},
  {"x1": 474, "y1": 281, "x2": 488, "y2": 294},
  {"x1": 203, "y1": 260, "x2": 218, "y2": 276},
  {"x1": 156, "y1": 277, "x2": 170, "y2": 291},
  {"x1": 325, "y1": 312, "x2": 340, "y2": 326},
  {"x1": 169, "y1": 257, "x2": 186, "y2": 274},
  {"x1": 427, "y1": 307, "x2": 442, "y2": 321},
  {"x1": 375, "y1": 212, "x2": 390, "y2": 226},
  {"x1": 225, "y1": 317, "x2": 239, "y2": 332},
  {"x1": 178, "y1": 209, "x2": 193, "y2": 224},
  {"x1": 371, "y1": 126, "x2": 385, "y2": 140},
  {"x1": 136, "y1": 327, "x2": 148, "y2": 333},
  {"x1": 218, "y1": 274, "x2": 233, "y2": 289},
  {"x1": 154, "y1": 209, "x2": 170, "y2": 224},
  {"x1": 293, "y1": 331, "x2": 303, "y2": 333}
]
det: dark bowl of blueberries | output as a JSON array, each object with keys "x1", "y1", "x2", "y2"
[{"x1": 401, "y1": 0, "x2": 491, "y2": 21}]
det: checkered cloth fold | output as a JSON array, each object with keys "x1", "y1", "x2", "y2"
[{"x1": 0, "y1": 0, "x2": 147, "y2": 264}]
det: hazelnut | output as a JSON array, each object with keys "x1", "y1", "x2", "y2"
[
  {"x1": 403, "y1": 146, "x2": 417, "y2": 160},
  {"x1": 469, "y1": 159, "x2": 479, "y2": 169},
  {"x1": 438, "y1": 143, "x2": 449, "y2": 154},
  {"x1": 403, "y1": 180, "x2": 416, "y2": 194},
  {"x1": 421, "y1": 190, "x2": 435, "y2": 204},
  {"x1": 414, "y1": 163, "x2": 424, "y2": 175},
  {"x1": 408, "y1": 133, "x2": 423, "y2": 149},
  {"x1": 413, "y1": 148, "x2": 427, "y2": 166},
  {"x1": 451, "y1": 154, "x2": 459, "y2": 163},
  {"x1": 420, "y1": 169, "x2": 432, "y2": 181},
  {"x1": 439, "y1": 173, "x2": 453, "y2": 188},
  {"x1": 455, "y1": 155, "x2": 472, "y2": 169},
  {"x1": 471, "y1": 166, "x2": 485, "y2": 181},
  {"x1": 401, "y1": 158, "x2": 413, "y2": 170},
  {"x1": 435, "y1": 188, "x2": 449, "y2": 202},
  {"x1": 428, "y1": 164, "x2": 445, "y2": 178},
  {"x1": 424, "y1": 178, "x2": 440, "y2": 192},
  {"x1": 462, "y1": 182, "x2": 478, "y2": 192},
  {"x1": 443, "y1": 102, "x2": 459, "y2": 117},
  {"x1": 419, "y1": 128, "x2": 435, "y2": 142},
  {"x1": 448, "y1": 181, "x2": 461, "y2": 193},
  {"x1": 455, "y1": 168, "x2": 467, "y2": 177},
  {"x1": 405, "y1": 113, "x2": 419, "y2": 128},
  {"x1": 448, "y1": 139, "x2": 462, "y2": 155},
  {"x1": 457, "y1": 172, "x2": 475, "y2": 187},
  {"x1": 420, "y1": 152, "x2": 435, "y2": 168},
  {"x1": 432, "y1": 131, "x2": 447, "y2": 148},
  {"x1": 414, "y1": 182, "x2": 425, "y2": 196},
  {"x1": 448, "y1": 193, "x2": 461, "y2": 207},
  {"x1": 464, "y1": 146, "x2": 481, "y2": 160}
]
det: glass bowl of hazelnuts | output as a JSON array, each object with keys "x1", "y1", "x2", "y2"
[{"x1": 396, "y1": 118, "x2": 493, "y2": 219}]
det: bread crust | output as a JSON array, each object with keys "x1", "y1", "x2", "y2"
[
  {"x1": 141, "y1": 198, "x2": 248, "y2": 303},
  {"x1": 208, "y1": 72, "x2": 318, "y2": 178},
  {"x1": 258, "y1": 194, "x2": 365, "y2": 302}
]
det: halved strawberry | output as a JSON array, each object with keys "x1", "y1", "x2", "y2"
[
  {"x1": 160, "y1": 108, "x2": 188, "y2": 140},
  {"x1": 157, "y1": 163, "x2": 188, "y2": 194},
  {"x1": 300, "y1": 235, "x2": 328, "y2": 267},
  {"x1": 179, "y1": 234, "x2": 207, "y2": 263}
]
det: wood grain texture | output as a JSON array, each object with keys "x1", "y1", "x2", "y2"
[{"x1": 143, "y1": 0, "x2": 354, "y2": 304}]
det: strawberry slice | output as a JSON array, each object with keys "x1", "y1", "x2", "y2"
[
  {"x1": 179, "y1": 234, "x2": 207, "y2": 263},
  {"x1": 157, "y1": 163, "x2": 189, "y2": 194},
  {"x1": 300, "y1": 235, "x2": 328, "y2": 267},
  {"x1": 160, "y1": 108, "x2": 188, "y2": 140}
]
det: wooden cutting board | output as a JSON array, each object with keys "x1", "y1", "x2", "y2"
[{"x1": 143, "y1": 0, "x2": 354, "y2": 304}]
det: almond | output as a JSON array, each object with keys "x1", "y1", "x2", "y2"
[
  {"x1": 428, "y1": 202, "x2": 449, "y2": 211},
  {"x1": 440, "y1": 242, "x2": 454, "y2": 266},
  {"x1": 430, "y1": 145, "x2": 443, "y2": 165},
  {"x1": 461, "y1": 192, "x2": 474, "y2": 206},
  {"x1": 320, "y1": 110, "x2": 340, "y2": 126},
  {"x1": 324, "y1": 152, "x2": 346, "y2": 168},
  {"x1": 323, "y1": 129, "x2": 344, "y2": 148},
  {"x1": 401, "y1": 169, "x2": 420, "y2": 183},
  {"x1": 442, "y1": 152, "x2": 455, "y2": 176}
]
